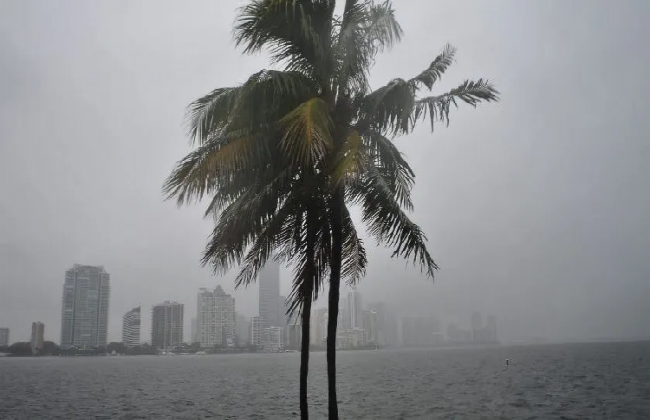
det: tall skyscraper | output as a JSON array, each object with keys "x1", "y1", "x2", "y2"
[
  {"x1": 31, "y1": 322, "x2": 44, "y2": 354},
  {"x1": 197, "y1": 286, "x2": 236, "y2": 348},
  {"x1": 60, "y1": 264, "x2": 111, "y2": 349},
  {"x1": 151, "y1": 301, "x2": 184, "y2": 350},
  {"x1": 122, "y1": 306, "x2": 141, "y2": 347},
  {"x1": 259, "y1": 260, "x2": 281, "y2": 328},
  {"x1": 0, "y1": 328, "x2": 9, "y2": 347},
  {"x1": 342, "y1": 289, "x2": 363, "y2": 331}
]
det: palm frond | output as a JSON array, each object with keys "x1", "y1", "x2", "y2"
[
  {"x1": 348, "y1": 162, "x2": 437, "y2": 278},
  {"x1": 359, "y1": 78, "x2": 415, "y2": 135},
  {"x1": 408, "y1": 44, "x2": 456, "y2": 91},
  {"x1": 279, "y1": 97, "x2": 333, "y2": 164},
  {"x1": 413, "y1": 79, "x2": 499, "y2": 130},
  {"x1": 186, "y1": 70, "x2": 318, "y2": 145},
  {"x1": 234, "y1": 0, "x2": 333, "y2": 80},
  {"x1": 341, "y1": 203, "x2": 367, "y2": 284},
  {"x1": 361, "y1": 129, "x2": 414, "y2": 210},
  {"x1": 335, "y1": 0, "x2": 403, "y2": 92}
]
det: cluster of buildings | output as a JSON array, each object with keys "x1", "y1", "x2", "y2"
[
  {"x1": 0, "y1": 323, "x2": 45, "y2": 355},
  {"x1": 2, "y1": 263, "x2": 499, "y2": 353}
]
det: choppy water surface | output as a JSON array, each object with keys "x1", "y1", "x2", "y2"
[{"x1": 1, "y1": 342, "x2": 649, "y2": 419}]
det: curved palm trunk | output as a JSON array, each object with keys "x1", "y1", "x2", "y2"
[
  {"x1": 327, "y1": 188, "x2": 344, "y2": 420},
  {"x1": 299, "y1": 288, "x2": 313, "y2": 420}
]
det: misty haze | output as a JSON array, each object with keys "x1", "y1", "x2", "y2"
[{"x1": 1, "y1": 1, "x2": 649, "y2": 419}]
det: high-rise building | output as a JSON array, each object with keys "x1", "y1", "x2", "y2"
[
  {"x1": 249, "y1": 316, "x2": 263, "y2": 347},
  {"x1": 122, "y1": 307, "x2": 141, "y2": 347},
  {"x1": 342, "y1": 289, "x2": 363, "y2": 331},
  {"x1": 362, "y1": 309, "x2": 379, "y2": 344},
  {"x1": 60, "y1": 264, "x2": 110, "y2": 349},
  {"x1": 368, "y1": 302, "x2": 399, "y2": 347},
  {"x1": 0, "y1": 328, "x2": 9, "y2": 347},
  {"x1": 284, "y1": 316, "x2": 301, "y2": 350},
  {"x1": 197, "y1": 286, "x2": 236, "y2": 349},
  {"x1": 235, "y1": 313, "x2": 249, "y2": 346},
  {"x1": 31, "y1": 322, "x2": 44, "y2": 354},
  {"x1": 259, "y1": 260, "x2": 281, "y2": 328},
  {"x1": 190, "y1": 317, "x2": 198, "y2": 344},
  {"x1": 263, "y1": 326, "x2": 283, "y2": 352},
  {"x1": 310, "y1": 308, "x2": 327, "y2": 346},
  {"x1": 151, "y1": 301, "x2": 184, "y2": 351}
]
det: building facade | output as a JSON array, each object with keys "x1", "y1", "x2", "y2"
[
  {"x1": 31, "y1": 322, "x2": 44, "y2": 354},
  {"x1": 262, "y1": 326, "x2": 283, "y2": 352},
  {"x1": 151, "y1": 301, "x2": 184, "y2": 351},
  {"x1": 122, "y1": 306, "x2": 141, "y2": 347},
  {"x1": 197, "y1": 286, "x2": 236, "y2": 349},
  {"x1": 60, "y1": 264, "x2": 111, "y2": 349},
  {"x1": 259, "y1": 260, "x2": 281, "y2": 328},
  {"x1": 235, "y1": 313, "x2": 249, "y2": 346},
  {"x1": 249, "y1": 316, "x2": 263, "y2": 347},
  {"x1": 0, "y1": 328, "x2": 9, "y2": 347}
]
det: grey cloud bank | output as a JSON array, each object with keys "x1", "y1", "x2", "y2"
[{"x1": 1, "y1": 0, "x2": 648, "y2": 344}]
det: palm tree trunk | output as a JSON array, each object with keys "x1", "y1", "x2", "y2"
[
  {"x1": 300, "y1": 289, "x2": 312, "y2": 420},
  {"x1": 327, "y1": 188, "x2": 344, "y2": 420},
  {"x1": 299, "y1": 204, "x2": 317, "y2": 420}
]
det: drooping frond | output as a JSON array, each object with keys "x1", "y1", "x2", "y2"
[
  {"x1": 341, "y1": 204, "x2": 367, "y2": 284},
  {"x1": 361, "y1": 129, "x2": 414, "y2": 210},
  {"x1": 163, "y1": 133, "x2": 258, "y2": 205},
  {"x1": 408, "y1": 44, "x2": 456, "y2": 91},
  {"x1": 413, "y1": 78, "x2": 499, "y2": 130},
  {"x1": 279, "y1": 97, "x2": 333, "y2": 164},
  {"x1": 234, "y1": 0, "x2": 334, "y2": 80},
  {"x1": 359, "y1": 78, "x2": 415, "y2": 135},
  {"x1": 185, "y1": 70, "x2": 318, "y2": 145},
  {"x1": 348, "y1": 162, "x2": 437, "y2": 278}
]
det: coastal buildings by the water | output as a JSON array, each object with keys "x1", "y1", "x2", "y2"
[
  {"x1": 60, "y1": 264, "x2": 111, "y2": 349},
  {"x1": 31, "y1": 322, "x2": 44, "y2": 354},
  {"x1": 151, "y1": 301, "x2": 184, "y2": 351},
  {"x1": 197, "y1": 286, "x2": 236, "y2": 348},
  {"x1": 0, "y1": 328, "x2": 9, "y2": 347},
  {"x1": 259, "y1": 260, "x2": 281, "y2": 328},
  {"x1": 122, "y1": 307, "x2": 141, "y2": 347}
]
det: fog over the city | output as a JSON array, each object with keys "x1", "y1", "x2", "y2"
[{"x1": 1, "y1": 0, "x2": 648, "y2": 344}]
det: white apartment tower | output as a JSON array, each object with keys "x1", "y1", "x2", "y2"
[
  {"x1": 60, "y1": 264, "x2": 110, "y2": 349},
  {"x1": 122, "y1": 306, "x2": 141, "y2": 347},
  {"x1": 197, "y1": 286, "x2": 236, "y2": 349}
]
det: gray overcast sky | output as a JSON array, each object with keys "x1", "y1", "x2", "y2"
[{"x1": 1, "y1": 0, "x2": 649, "y2": 344}]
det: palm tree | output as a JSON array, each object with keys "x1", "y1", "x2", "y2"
[
  {"x1": 163, "y1": 55, "x2": 367, "y2": 420},
  {"x1": 166, "y1": 1, "x2": 497, "y2": 418}
]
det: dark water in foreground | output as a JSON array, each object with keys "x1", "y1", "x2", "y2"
[{"x1": 1, "y1": 342, "x2": 649, "y2": 419}]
